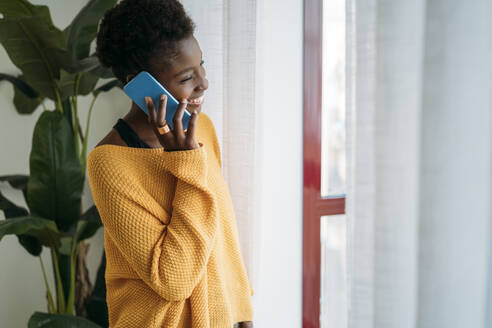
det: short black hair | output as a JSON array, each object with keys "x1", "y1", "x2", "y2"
[{"x1": 96, "y1": 0, "x2": 195, "y2": 83}]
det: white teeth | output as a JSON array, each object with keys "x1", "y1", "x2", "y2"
[{"x1": 188, "y1": 96, "x2": 204, "y2": 104}]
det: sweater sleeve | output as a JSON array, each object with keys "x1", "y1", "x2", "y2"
[{"x1": 87, "y1": 143, "x2": 219, "y2": 301}]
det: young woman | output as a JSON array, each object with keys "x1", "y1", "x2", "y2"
[{"x1": 87, "y1": 0, "x2": 254, "y2": 327}]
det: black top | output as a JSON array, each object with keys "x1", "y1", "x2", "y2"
[{"x1": 113, "y1": 118, "x2": 151, "y2": 148}]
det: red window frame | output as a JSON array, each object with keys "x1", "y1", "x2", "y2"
[{"x1": 302, "y1": 0, "x2": 346, "y2": 327}]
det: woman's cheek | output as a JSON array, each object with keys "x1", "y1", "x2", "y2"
[
  {"x1": 172, "y1": 85, "x2": 192, "y2": 101},
  {"x1": 169, "y1": 88, "x2": 185, "y2": 101}
]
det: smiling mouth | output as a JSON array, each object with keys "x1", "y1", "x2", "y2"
[{"x1": 187, "y1": 95, "x2": 204, "y2": 105}]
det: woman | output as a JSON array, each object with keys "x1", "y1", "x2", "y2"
[{"x1": 87, "y1": 0, "x2": 254, "y2": 327}]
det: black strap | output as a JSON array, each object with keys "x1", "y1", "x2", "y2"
[{"x1": 113, "y1": 118, "x2": 151, "y2": 148}]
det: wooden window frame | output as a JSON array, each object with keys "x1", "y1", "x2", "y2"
[{"x1": 302, "y1": 0, "x2": 346, "y2": 327}]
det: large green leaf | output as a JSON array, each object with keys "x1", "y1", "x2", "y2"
[
  {"x1": 57, "y1": 70, "x2": 79, "y2": 101},
  {"x1": 86, "y1": 250, "x2": 108, "y2": 327},
  {"x1": 75, "y1": 205, "x2": 102, "y2": 242},
  {"x1": 64, "y1": 0, "x2": 118, "y2": 62},
  {"x1": 57, "y1": 236, "x2": 72, "y2": 255},
  {"x1": 0, "y1": 73, "x2": 43, "y2": 114},
  {"x1": 57, "y1": 250, "x2": 72, "y2": 304},
  {"x1": 0, "y1": 187, "x2": 42, "y2": 255},
  {"x1": 0, "y1": 73, "x2": 38, "y2": 98},
  {"x1": 0, "y1": 215, "x2": 60, "y2": 247},
  {"x1": 93, "y1": 79, "x2": 123, "y2": 96},
  {"x1": 67, "y1": 55, "x2": 100, "y2": 74},
  {"x1": 27, "y1": 110, "x2": 84, "y2": 232},
  {"x1": 0, "y1": 190, "x2": 28, "y2": 218},
  {"x1": 55, "y1": 205, "x2": 103, "y2": 254},
  {"x1": 14, "y1": 84, "x2": 43, "y2": 114},
  {"x1": 0, "y1": 16, "x2": 70, "y2": 100},
  {"x1": 0, "y1": 174, "x2": 29, "y2": 192},
  {"x1": 13, "y1": 75, "x2": 44, "y2": 114},
  {"x1": 57, "y1": 69, "x2": 99, "y2": 100},
  {"x1": 17, "y1": 233, "x2": 42, "y2": 255},
  {"x1": 0, "y1": 174, "x2": 29, "y2": 208},
  {"x1": 0, "y1": 0, "x2": 53, "y2": 26},
  {"x1": 28, "y1": 312, "x2": 101, "y2": 328},
  {"x1": 61, "y1": 97, "x2": 73, "y2": 135},
  {"x1": 89, "y1": 63, "x2": 114, "y2": 79},
  {"x1": 78, "y1": 72, "x2": 101, "y2": 96}
]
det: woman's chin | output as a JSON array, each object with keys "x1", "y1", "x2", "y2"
[{"x1": 187, "y1": 103, "x2": 202, "y2": 114}]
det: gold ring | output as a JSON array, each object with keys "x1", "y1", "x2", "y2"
[{"x1": 157, "y1": 123, "x2": 170, "y2": 135}]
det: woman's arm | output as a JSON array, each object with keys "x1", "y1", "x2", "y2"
[{"x1": 87, "y1": 143, "x2": 218, "y2": 301}]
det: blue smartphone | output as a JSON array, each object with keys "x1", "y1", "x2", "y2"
[{"x1": 123, "y1": 71, "x2": 191, "y2": 131}]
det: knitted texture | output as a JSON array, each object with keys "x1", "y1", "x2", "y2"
[{"x1": 87, "y1": 112, "x2": 254, "y2": 327}]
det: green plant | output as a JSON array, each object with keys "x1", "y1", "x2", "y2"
[{"x1": 0, "y1": 0, "x2": 121, "y2": 326}]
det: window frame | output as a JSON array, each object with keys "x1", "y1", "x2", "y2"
[{"x1": 302, "y1": 0, "x2": 346, "y2": 326}]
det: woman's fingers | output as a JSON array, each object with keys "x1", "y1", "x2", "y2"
[
  {"x1": 146, "y1": 96, "x2": 156, "y2": 124},
  {"x1": 146, "y1": 96, "x2": 174, "y2": 149},
  {"x1": 185, "y1": 110, "x2": 199, "y2": 145},
  {"x1": 157, "y1": 94, "x2": 167, "y2": 125},
  {"x1": 145, "y1": 95, "x2": 200, "y2": 151},
  {"x1": 155, "y1": 94, "x2": 176, "y2": 146},
  {"x1": 173, "y1": 99, "x2": 187, "y2": 142}
]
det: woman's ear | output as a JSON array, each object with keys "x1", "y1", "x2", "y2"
[{"x1": 126, "y1": 74, "x2": 135, "y2": 83}]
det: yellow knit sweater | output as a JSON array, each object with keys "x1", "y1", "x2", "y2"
[{"x1": 86, "y1": 112, "x2": 254, "y2": 327}]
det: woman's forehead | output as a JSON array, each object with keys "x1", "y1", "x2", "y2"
[
  {"x1": 151, "y1": 36, "x2": 201, "y2": 76},
  {"x1": 176, "y1": 36, "x2": 201, "y2": 61}
]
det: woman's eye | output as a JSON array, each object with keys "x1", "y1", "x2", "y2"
[
  {"x1": 180, "y1": 76, "x2": 192, "y2": 83},
  {"x1": 180, "y1": 60, "x2": 204, "y2": 83}
]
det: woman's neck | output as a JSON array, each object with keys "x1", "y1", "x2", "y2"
[{"x1": 122, "y1": 103, "x2": 163, "y2": 148}]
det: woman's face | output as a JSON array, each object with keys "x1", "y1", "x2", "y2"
[{"x1": 127, "y1": 35, "x2": 209, "y2": 114}]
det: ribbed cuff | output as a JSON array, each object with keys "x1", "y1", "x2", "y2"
[{"x1": 156, "y1": 142, "x2": 208, "y2": 184}]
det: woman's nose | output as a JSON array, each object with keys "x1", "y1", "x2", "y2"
[{"x1": 197, "y1": 76, "x2": 209, "y2": 91}]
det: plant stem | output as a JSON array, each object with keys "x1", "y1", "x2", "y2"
[
  {"x1": 74, "y1": 74, "x2": 84, "y2": 141},
  {"x1": 81, "y1": 94, "x2": 99, "y2": 171},
  {"x1": 78, "y1": 120, "x2": 85, "y2": 142},
  {"x1": 71, "y1": 97, "x2": 84, "y2": 143},
  {"x1": 55, "y1": 89, "x2": 63, "y2": 113},
  {"x1": 39, "y1": 256, "x2": 56, "y2": 313},
  {"x1": 71, "y1": 96, "x2": 80, "y2": 158},
  {"x1": 51, "y1": 247, "x2": 66, "y2": 313},
  {"x1": 65, "y1": 237, "x2": 78, "y2": 315}
]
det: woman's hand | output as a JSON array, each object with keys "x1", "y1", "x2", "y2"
[{"x1": 146, "y1": 94, "x2": 200, "y2": 152}]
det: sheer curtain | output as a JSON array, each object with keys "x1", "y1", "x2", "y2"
[
  {"x1": 346, "y1": 0, "x2": 492, "y2": 327},
  {"x1": 182, "y1": 0, "x2": 259, "y2": 290}
]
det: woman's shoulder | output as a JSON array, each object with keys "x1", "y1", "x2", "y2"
[
  {"x1": 87, "y1": 128, "x2": 130, "y2": 171},
  {"x1": 87, "y1": 129, "x2": 138, "y2": 176},
  {"x1": 95, "y1": 127, "x2": 127, "y2": 148}
]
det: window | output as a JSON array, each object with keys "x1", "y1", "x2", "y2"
[{"x1": 303, "y1": 0, "x2": 347, "y2": 327}]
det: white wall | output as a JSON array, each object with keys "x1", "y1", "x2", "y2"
[
  {"x1": 253, "y1": 0, "x2": 303, "y2": 326},
  {"x1": 0, "y1": 0, "x2": 303, "y2": 327}
]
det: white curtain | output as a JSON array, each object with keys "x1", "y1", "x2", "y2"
[
  {"x1": 346, "y1": 0, "x2": 492, "y2": 327},
  {"x1": 182, "y1": 0, "x2": 258, "y2": 290},
  {"x1": 221, "y1": 0, "x2": 258, "y2": 291}
]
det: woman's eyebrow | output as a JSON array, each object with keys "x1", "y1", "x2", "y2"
[
  {"x1": 173, "y1": 52, "x2": 203, "y2": 77},
  {"x1": 174, "y1": 67, "x2": 194, "y2": 77}
]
